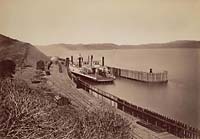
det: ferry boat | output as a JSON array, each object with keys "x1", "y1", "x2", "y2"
[{"x1": 69, "y1": 55, "x2": 116, "y2": 83}]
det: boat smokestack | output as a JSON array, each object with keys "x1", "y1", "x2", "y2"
[
  {"x1": 65, "y1": 57, "x2": 70, "y2": 68},
  {"x1": 91, "y1": 55, "x2": 93, "y2": 66},
  {"x1": 102, "y1": 57, "x2": 104, "y2": 66},
  {"x1": 78, "y1": 56, "x2": 82, "y2": 68},
  {"x1": 88, "y1": 55, "x2": 90, "y2": 64},
  {"x1": 71, "y1": 56, "x2": 73, "y2": 64}
]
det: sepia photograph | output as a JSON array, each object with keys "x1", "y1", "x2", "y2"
[{"x1": 0, "y1": 0, "x2": 200, "y2": 138}]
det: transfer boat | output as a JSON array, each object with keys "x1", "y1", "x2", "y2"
[{"x1": 69, "y1": 55, "x2": 116, "y2": 83}]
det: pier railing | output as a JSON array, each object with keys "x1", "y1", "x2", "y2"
[
  {"x1": 72, "y1": 77, "x2": 200, "y2": 139},
  {"x1": 108, "y1": 67, "x2": 168, "y2": 83}
]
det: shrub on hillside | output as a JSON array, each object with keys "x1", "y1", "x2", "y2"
[
  {"x1": 0, "y1": 60, "x2": 16, "y2": 79},
  {"x1": 36, "y1": 60, "x2": 45, "y2": 71},
  {"x1": 0, "y1": 79, "x2": 133, "y2": 139}
]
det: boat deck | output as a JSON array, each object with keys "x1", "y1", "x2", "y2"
[
  {"x1": 88, "y1": 74, "x2": 114, "y2": 82},
  {"x1": 70, "y1": 66, "x2": 115, "y2": 82}
]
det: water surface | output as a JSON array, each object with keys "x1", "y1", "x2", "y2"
[{"x1": 46, "y1": 48, "x2": 200, "y2": 128}]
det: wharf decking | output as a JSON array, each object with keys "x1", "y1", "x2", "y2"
[{"x1": 108, "y1": 67, "x2": 168, "y2": 83}]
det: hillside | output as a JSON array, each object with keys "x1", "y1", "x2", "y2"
[
  {"x1": 37, "y1": 40, "x2": 200, "y2": 52},
  {"x1": 0, "y1": 34, "x2": 49, "y2": 67},
  {"x1": 122, "y1": 40, "x2": 200, "y2": 49},
  {"x1": 51, "y1": 43, "x2": 117, "y2": 50}
]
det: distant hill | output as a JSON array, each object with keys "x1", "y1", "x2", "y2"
[
  {"x1": 0, "y1": 34, "x2": 49, "y2": 67},
  {"x1": 38, "y1": 40, "x2": 200, "y2": 51},
  {"x1": 122, "y1": 40, "x2": 200, "y2": 49},
  {"x1": 45, "y1": 43, "x2": 118, "y2": 50}
]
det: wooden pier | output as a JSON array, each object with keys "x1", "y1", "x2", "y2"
[
  {"x1": 65, "y1": 55, "x2": 168, "y2": 83},
  {"x1": 70, "y1": 76, "x2": 200, "y2": 138},
  {"x1": 108, "y1": 67, "x2": 168, "y2": 83}
]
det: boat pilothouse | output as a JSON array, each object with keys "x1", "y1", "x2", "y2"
[{"x1": 69, "y1": 55, "x2": 116, "y2": 83}]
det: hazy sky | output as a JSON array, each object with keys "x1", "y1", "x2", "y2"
[{"x1": 0, "y1": 0, "x2": 200, "y2": 45}]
